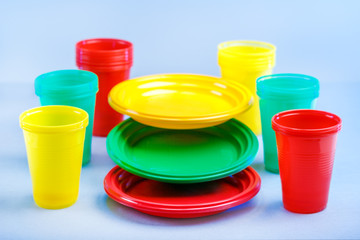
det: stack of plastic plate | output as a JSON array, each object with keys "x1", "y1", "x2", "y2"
[{"x1": 104, "y1": 74, "x2": 261, "y2": 218}]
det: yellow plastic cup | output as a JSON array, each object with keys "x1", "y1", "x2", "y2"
[
  {"x1": 20, "y1": 105, "x2": 89, "y2": 209},
  {"x1": 218, "y1": 40, "x2": 276, "y2": 135}
]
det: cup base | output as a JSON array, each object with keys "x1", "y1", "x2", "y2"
[
  {"x1": 34, "y1": 193, "x2": 78, "y2": 209},
  {"x1": 263, "y1": 151, "x2": 279, "y2": 173},
  {"x1": 82, "y1": 160, "x2": 90, "y2": 167},
  {"x1": 93, "y1": 131, "x2": 108, "y2": 137},
  {"x1": 284, "y1": 205, "x2": 327, "y2": 214},
  {"x1": 283, "y1": 201, "x2": 327, "y2": 214},
  {"x1": 265, "y1": 166, "x2": 279, "y2": 174},
  {"x1": 82, "y1": 151, "x2": 91, "y2": 166},
  {"x1": 34, "y1": 199, "x2": 77, "y2": 210}
]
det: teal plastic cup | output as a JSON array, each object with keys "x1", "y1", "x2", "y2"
[
  {"x1": 35, "y1": 70, "x2": 98, "y2": 165},
  {"x1": 256, "y1": 73, "x2": 320, "y2": 173}
]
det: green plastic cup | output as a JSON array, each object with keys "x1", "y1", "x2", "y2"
[
  {"x1": 35, "y1": 70, "x2": 98, "y2": 165},
  {"x1": 256, "y1": 73, "x2": 320, "y2": 173}
]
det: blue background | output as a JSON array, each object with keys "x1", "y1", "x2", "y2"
[
  {"x1": 0, "y1": 0, "x2": 359, "y2": 83},
  {"x1": 0, "y1": 1, "x2": 359, "y2": 239}
]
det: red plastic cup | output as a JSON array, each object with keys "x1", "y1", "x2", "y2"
[
  {"x1": 76, "y1": 38, "x2": 133, "y2": 136},
  {"x1": 272, "y1": 109, "x2": 342, "y2": 213}
]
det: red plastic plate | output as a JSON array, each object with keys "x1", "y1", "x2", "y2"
[{"x1": 104, "y1": 166, "x2": 261, "y2": 218}]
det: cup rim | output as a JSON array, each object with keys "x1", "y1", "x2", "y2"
[
  {"x1": 218, "y1": 40, "x2": 276, "y2": 56},
  {"x1": 76, "y1": 38, "x2": 133, "y2": 71},
  {"x1": 256, "y1": 73, "x2": 320, "y2": 100},
  {"x1": 76, "y1": 38, "x2": 133, "y2": 53},
  {"x1": 272, "y1": 109, "x2": 342, "y2": 136},
  {"x1": 35, "y1": 69, "x2": 98, "y2": 97},
  {"x1": 218, "y1": 40, "x2": 276, "y2": 71},
  {"x1": 20, "y1": 105, "x2": 89, "y2": 133}
]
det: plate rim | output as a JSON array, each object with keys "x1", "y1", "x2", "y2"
[
  {"x1": 108, "y1": 73, "x2": 253, "y2": 124},
  {"x1": 103, "y1": 166, "x2": 261, "y2": 212}
]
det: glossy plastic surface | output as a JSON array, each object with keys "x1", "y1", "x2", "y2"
[
  {"x1": 108, "y1": 74, "x2": 253, "y2": 129},
  {"x1": 257, "y1": 74, "x2": 319, "y2": 173},
  {"x1": 107, "y1": 118, "x2": 258, "y2": 183},
  {"x1": 35, "y1": 70, "x2": 98, "y2": 165},
  {"x1": 76, "y1": 38, "x2": 133, "y2": 136},
  {"x1": 218, "y1": 40, "x2": 276, "y2": 135},
  {"x1": 104, "y1": 166, "x2": 261, "y2": 218},
  {"x1": 19, "y1": 106, "x2": 88, "y2": 209},
  {"x1": 76, "y1": 38, "x2": 133, "y2": 71},
  {"x1": 272, "y1": 109, "x2": 342, "y2": 213}
]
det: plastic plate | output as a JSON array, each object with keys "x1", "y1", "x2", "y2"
[
  {"x1": 108, "y1": 74, "x2": 253, "y2": 129},
  {"x1": 104, "y1": 166, "x2": 261, "y2": 218},
  {"x1": 106, "y1": 118, "x2": 258, "y2": 183}
]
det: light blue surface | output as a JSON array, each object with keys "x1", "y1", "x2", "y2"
[{"x1": 0, "y1": 1, "x2": 359, "y2": 239}]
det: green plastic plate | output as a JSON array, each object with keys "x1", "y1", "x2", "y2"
[{"x1": 106, "y1": 118, "x2": 258, "y2": 183}]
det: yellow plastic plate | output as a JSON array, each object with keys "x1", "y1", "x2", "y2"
[{"x1": 108, "y1": 74, "x2": 253, "y2": 129}]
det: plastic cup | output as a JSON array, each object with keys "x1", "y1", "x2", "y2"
[
  {"x1": 35, "y1": 70, "x2": 98, "y2": 165},
  {"x1": 218, "y1": 40, "x2": 276, "y2": 135},
  {"x1": 20, "y1": 106, "x2": 89, "y2": 209},
  {"x1": 272, "y1": 109, "x2": 341, "y2": 213},
  {"x1": 76, "y1": 38, "x2": 133, "y2": 136},
  {"x1": 257, "y1": 73, "x2": 320, "y2": 173}
]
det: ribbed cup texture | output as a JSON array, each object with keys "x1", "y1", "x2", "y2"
[
  {"x1": 76, "y1": 38, "x2": 133, "y2": 72},
  {"x1": 276, "y1": 132, "x2": 338, "y2": 213},
  {"x1": 76, "y1": 38, "x2": 133, "y2": 136},
  {"x1": 218, "y1": 40, "x2": 276, "y2": 72}
]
